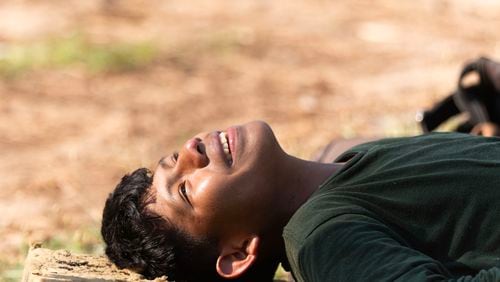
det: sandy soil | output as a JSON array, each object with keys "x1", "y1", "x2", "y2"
[{"x1": 1, "y1": 0, "x2": 500, "y2": 269}]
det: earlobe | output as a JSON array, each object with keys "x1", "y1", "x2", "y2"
[{"x1": 216, "y1": 236, "x2": 260, "y2": 279}]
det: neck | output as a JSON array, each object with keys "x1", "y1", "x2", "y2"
[
  {"x1": 262, "y1": 152, "x2": 342, "y2": 268},
  {"x1": 273, "y1": 153, "x2": 342, "y2": 227}
]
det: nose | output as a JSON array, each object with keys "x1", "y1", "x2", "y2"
[{"x1": 176, "y1": 137, "x2": 209, "y2": 173}]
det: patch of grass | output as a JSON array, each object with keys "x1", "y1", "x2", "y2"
[
  {"x1": 434, "y1": 113, "x2": 469, "y2": 133},
  {"x1": 274, "y1": 264, "x2": 291, "y2": 280},
  {"x1": 0, "y1": 226, "x2": 103, "y2": 282},
  {"x1": 85, "y1": 42, "x2": 157, "y2": 73},
  {"x1": 0, "y1": 240, "x2": 30, "y2": 282},
  {"x1": 0, "y1": 34, "x2": 158, "y2": 78},
  {"x1": 0, "y1": 30, "x2": 244, "y2": 78},
  {"x1": 43, "y1": 227, "x2": 104, "y2": 255},
  {"x1": 0, "y1": 262, "x2": 24, "y2": 282}
]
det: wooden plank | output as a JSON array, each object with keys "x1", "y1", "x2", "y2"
[{"x1": 22, "y1": 247, "x2": 167, "y2": 282}]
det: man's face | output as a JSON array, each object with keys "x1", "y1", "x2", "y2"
[{"x1": 150, "y1": 121, "x2": 284, "y2": 241}]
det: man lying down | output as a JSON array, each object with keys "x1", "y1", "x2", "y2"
[{"x1": 101, "y1": 121, "x2": 500, "y2": 282}]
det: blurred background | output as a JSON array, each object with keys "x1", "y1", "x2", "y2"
[{"x1": 1, "y1": 0, "x2": 500, "y2": 280}]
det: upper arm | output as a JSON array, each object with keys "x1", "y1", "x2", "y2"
[{"x1": 296, "y1": 214, "x2": 453, "y2": 282}]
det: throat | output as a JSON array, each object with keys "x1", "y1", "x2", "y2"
[{"x1": 280, "y1": 156, "x2": 341, "y2": 220}]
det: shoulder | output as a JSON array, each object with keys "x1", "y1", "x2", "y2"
[
  {"x1": 285, "y1": 213, "x2": 433, "y2": 282},
  {"x1": 284, "y1": 213, "x2": 406, "y2": 282}
]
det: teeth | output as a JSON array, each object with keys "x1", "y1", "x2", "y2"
[{"x1": 218, "y1": 132, "x2": 232, "y2": 163}]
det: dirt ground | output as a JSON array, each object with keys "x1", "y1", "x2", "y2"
[{"x1": 1, "y1": 0, "x2": 500, "y2": 278}]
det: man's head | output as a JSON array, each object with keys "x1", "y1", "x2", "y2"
[{"x1": 102, "y1": 121, "x2": 287, "y2": 281}]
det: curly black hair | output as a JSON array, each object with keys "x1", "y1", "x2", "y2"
[{"x1": 101, "y1": 168, "x2": 279, "y2": 281}]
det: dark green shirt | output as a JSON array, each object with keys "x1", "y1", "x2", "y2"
[{"x1": 283, "y1": 133, "x2": 500, "y2": 282}]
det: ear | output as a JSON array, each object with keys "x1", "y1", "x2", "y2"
[{"x1": 216, "y1": 235, "x2": 260, "y2": 279}]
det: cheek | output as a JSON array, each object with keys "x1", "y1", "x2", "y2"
[
  {"x1": 193, "y1": 175, "x2": 234, "y2": 216},
  {"x1": 193, "y1": 182, "x2": 242, "y2": 236},
  {"x1": 191, "y1": 169, "x2": 271, "y2": 233}
]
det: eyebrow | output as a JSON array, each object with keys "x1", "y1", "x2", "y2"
[
  {"x1": 158, "y1": 156, "x2": 166, "y2": 165},
  {"x1": 155, "y1": 157, "x2": 172, "y2": 193},
  {"x1": 158, "y1": 156, "x2": 169, "y2": 168}
]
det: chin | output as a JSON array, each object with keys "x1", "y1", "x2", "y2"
[
  {"x1": 244, "y1": 120, "x2": 275, "y2": 143},
  {"x1": 245, "y1": 120, "x2": 272, "y2": 133},
  {"x1": 242, "y1": 120, "x2": 283, "y2": 160}
]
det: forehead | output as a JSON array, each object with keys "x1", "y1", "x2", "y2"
[
  {"x1": 151, "y1": 162, "x2": 176, "y2": 208},
  {"x1": 154, "y1": 160, "x2": 175, "y2": 194}
]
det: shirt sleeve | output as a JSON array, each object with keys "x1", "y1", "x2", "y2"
[{"x1": 296, "y1": 214, "x2": 500, "y2": 282}]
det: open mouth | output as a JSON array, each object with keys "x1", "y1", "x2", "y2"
[{"x1": 218, "y1": 131, "x2": 232, "y2": 164}]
